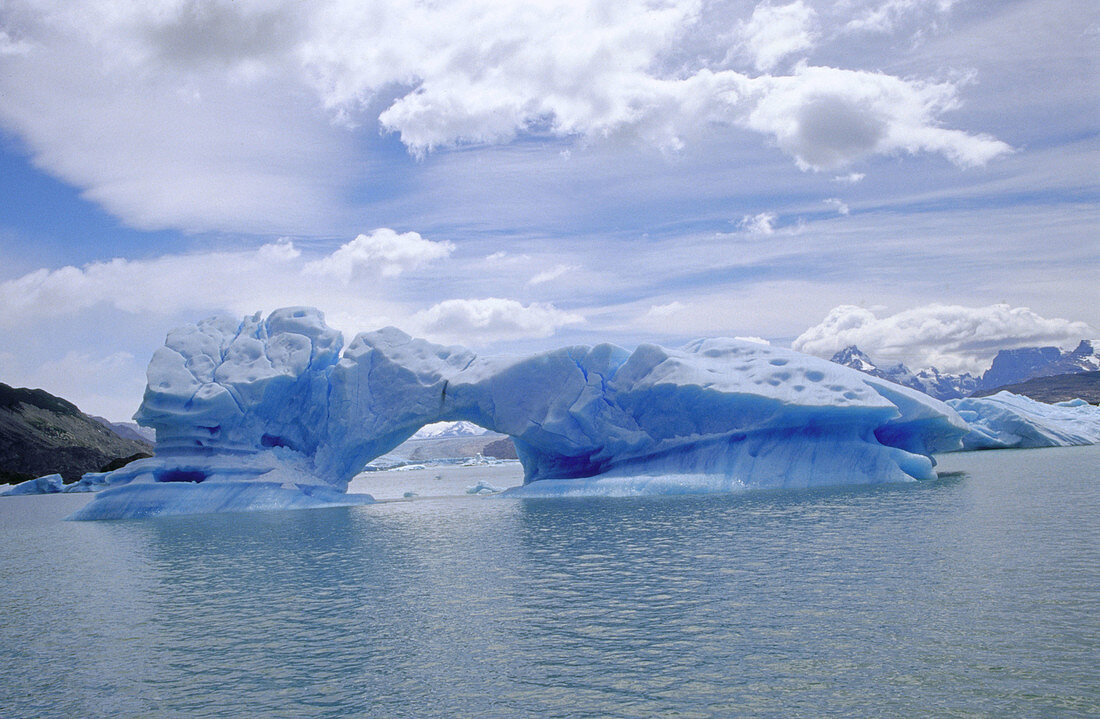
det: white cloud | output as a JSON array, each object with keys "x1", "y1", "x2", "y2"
[
  {"x1": 844, "y1": 0, "x2": 958, "y2": 35},
  {"x1": 0, "y1": 0, "x2": 1011, "y2": 232},
  {"x1": 302, "y1": 2, "x2": 1007, "y2": 169},
  {"x1": 833, "y1": 172, "x2": 865, "y2": 184},
  {"x1": 645, "y1": 301, "x2": 688, "y2": 319},
  {"x1": 736, "y1": 1, "x2": 817, "y2": 72},
  {"x1": 0, "y1": 229, "x2": 452, "y2": 330},
  {"x1": 256, "y1": 238, "x2": 302, "y2": 262},
  {"x1": 0, "y1": 1, "x2": 351, "y2": 233},
  {"x1": 305, "y1": 229, "x2": 454, "y2": 281},
  {"x1": 2, "y1": 350, "x2": 147, "y2": 421},
  {"x1": 527, "y1": 264, "x2": 578, "y2": 286},
  {"x1": 792, "y1": 303, "x2": 1096, "y2": 374},
  {"x1": 740, "y1": 212, "x2": 777, "y2": 235},
  {"x1": 743, "y1": 64, "x2": 1011, "y2": 170},
  {"x1": 412, "y1": 298, "x2": 583, "y2": 342},
  {"x1": 824, "y1": 197, "x2": 850, "y2": 214}
]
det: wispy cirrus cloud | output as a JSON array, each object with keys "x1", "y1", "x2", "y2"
[
  {"x1": 412, "y1": 298, "x2": 583, "y2": 342},
  {"x1": 527, "y1": 264, "x2": 579, "y2": 286}
]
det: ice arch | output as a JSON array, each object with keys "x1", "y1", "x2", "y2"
[{"x1": 70, "y1": 307, "x2": 967, "y2": 520}]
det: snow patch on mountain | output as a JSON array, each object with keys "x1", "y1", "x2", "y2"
[{"x1": 831, "y1": 340, "x2": 1099, "y2": 400}]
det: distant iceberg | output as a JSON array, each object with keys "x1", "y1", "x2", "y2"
[
  {"x1": 947, "y1": 391, "x2": 1100, "y2": 450},
  {"x1": 2, "y1": 473, "x2": 65, "y2": 496},
  {"x1": 68, "y1": 307, "x2": 970, "y2": 519}
]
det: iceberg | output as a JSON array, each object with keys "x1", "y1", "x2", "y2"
[
  {"x1": 947, "y1": 391, "x2": 1100, "y2": 450},
  {"x1": 70, "y1": 307, "x2": 969, "y2": 519},
  {"x1": 2, "y1": 473, "x2": 65, "y2": 496},
  {"x1": 1, "y1": 471, "x2": 115, "y2": 496},
  {"x1": 465, "y1": 480, "x2": 503, "y2": 495}
]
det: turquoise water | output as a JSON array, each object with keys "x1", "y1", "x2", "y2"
[{"x1": 1, "y1": 446, "x2": 1098, "y2": 717}]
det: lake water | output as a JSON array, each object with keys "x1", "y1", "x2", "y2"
[{"x1": 1, "y1": 446, "x2": 1098, "y2": 717}]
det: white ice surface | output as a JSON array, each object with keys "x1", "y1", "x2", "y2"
[{"x1": 947, "y1": 392, "x2": 1100, "y2": 450}]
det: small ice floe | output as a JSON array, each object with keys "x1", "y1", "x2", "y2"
[
  {"x1": 465, "y1": 480, "x2": 502, "y2": 495},
  {"x1": 433, "y1": 474, "x2": 443, "y2": 481},
  {"x1": 403, "y1": 491, "x2": 419, "y2": 498},
  {"x1": 2, "y1": 473, "x2": 65, "y2": 496}
]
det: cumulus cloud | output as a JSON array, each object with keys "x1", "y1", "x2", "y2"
[
  {"x1": 412, "y1": 298, "x2": 583, "y2": 342},
  {"x1": 0, "y1": 2, "x2": 351, "y2": 234},
  {"x1": 302, "y1": 1, "x2": 1008, "y2": 168},
  {"x1": 736, "y1": 1, "x2": 817, "y2": 72},
  {"x1": 305, "y1": 229, "x2": 454, "y2": 281},
  {"x1": 0, "y1": 229, "x2": 452, "y2": 329},
  {"x1": 0, "y1": 0, "x2": 1010, "y2": 231},
  {"x1": 792, "y1": 303, "x2": 1096, "y2": 374},
  {"x1": 740, "y1": 212, "x2": 778, "y2": 235},
  {"x1": 833, "y1": 172, "x2": 865, "y2": 184},
  {"x1": 824, "y1": 197, "x2": 850, "y2": 214},
  {"x1": 743, "y1": 64, "x2": 1011, "y2": 170}
]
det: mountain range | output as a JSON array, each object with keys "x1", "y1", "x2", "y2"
[
  {"x1": 831, "y1": 340, "x2": 1100, "y2": 401},
  {"x1": 411, "y1": 421, "x2": 489, "y2": 440},
  {"x1": 0, "y1": 382, "x2": 153, "y2": 484}
]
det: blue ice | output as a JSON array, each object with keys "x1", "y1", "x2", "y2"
[{"x1": 68, "y1": 307, "x2": 972, "y2": 519}]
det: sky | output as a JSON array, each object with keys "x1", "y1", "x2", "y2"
[{"x1": 0, "y1": 0, "x2": 1097, "y2": 421}]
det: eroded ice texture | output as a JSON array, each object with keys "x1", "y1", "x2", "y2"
[
  {"x1": 70, "y1": 307, "x2": 969, "y2": 519},
  {"x1": 947, "y1": 391, "x2": 1100, "y2": 450}
]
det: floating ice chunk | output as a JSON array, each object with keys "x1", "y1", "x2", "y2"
[
  {"x1": 2, "y1": 473, "x2": 65, "y2": 496},
  {"x1": 947, "y1": 391, "x2": 1100, "y2": 450},
  {"x1": 465, "y1": 480, "x2": 503, "y2": 494}
]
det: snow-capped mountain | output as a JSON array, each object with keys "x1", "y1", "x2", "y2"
[
  {"x1": 912, "y1": 367, "x2": 980, "y2": 400},
  {"x1": 828, "y1": 346, "x2": 880, "y2": 375},
  {"x1": 411, "y1": 421, "x2": 489, "y2": 440},
  {"x1": 830, "y1": 340, "x2": 1099, "y2": 400},
  {"x1": 829, "y1": 346, "x2": 977, "y2": 400},
  {"x1": 981, "y1": 341, "x2": 1099, "y2": 390}
]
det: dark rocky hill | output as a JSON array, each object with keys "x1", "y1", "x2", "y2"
[
  {"x1": 980, "y1": 341, "x2": 1099, "y2": 390},
  {"x1": 971, "y1": 371, "x2": 1100, "y2": 404},
  {"x1": 482, "y1": 437, "x2": 518, "y2": 459},
  {"x1": 0, "y1": 382, "x2": 153, "y2": 484}
]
